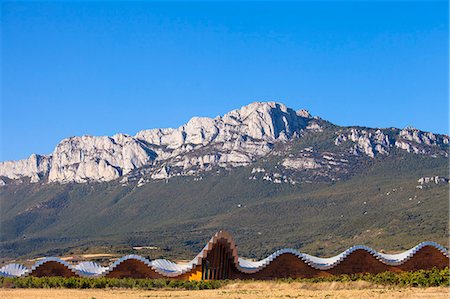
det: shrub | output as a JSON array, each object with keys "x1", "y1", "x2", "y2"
[{"x1": 0, "y1": 268, "x2": 448, "y2": 289}]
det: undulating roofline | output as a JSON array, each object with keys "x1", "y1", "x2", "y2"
[{"x1": 1, "y1": 231, "x2": 448, "y2": 280}]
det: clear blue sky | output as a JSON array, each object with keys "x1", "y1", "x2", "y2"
[{"x1": 1, "y1": 1, "x2": 448, "y2": 161}]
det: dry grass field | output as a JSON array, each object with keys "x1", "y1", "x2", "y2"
[{"x1": 1, "y1": 281, "x2": 448, "y2": 299}]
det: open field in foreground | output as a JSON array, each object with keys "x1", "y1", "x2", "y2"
[{"x1": 1, "y1": 282, "x2": 449, "y2": 299}]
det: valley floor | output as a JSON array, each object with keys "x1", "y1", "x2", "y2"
[{"x1": 1, "y1": 282, "x2": 448, "y2": 299}]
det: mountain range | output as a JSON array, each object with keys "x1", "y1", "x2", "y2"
[{"x1": 0, "y1": 102, "x2": 448, "y2": 262}]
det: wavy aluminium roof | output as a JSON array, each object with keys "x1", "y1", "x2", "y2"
[{"x1": 1, "y1": 231, "x2": 448, "y2": 278}]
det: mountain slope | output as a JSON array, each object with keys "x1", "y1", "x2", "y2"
[{"x1": 0, "y1": 102, "x2": 448, "y2": 262}]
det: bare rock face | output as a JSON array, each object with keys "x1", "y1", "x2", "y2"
[
  {"x1": 47, "y1": 134, "x2": 155, "y2": 183},
  {"x1": 417, "y1": 176, "x2": 449, "y2": 185},
  {"x1": 130, "y1": 102, "x2": 309, "y2": 183},
  {"x1": 151, "y1": 165, "x2": 171, "y2": 180},
  {"x1": 136, "y1": 102, "x2": 305, "y2": 146},
  {"x1": 296, "y1": 109, "x2": 312, "y2": 118},
  {"x1": 0, "y1": 102, "x2": 309, "y2": 184},
  {"x1": 335, "y1": 129, "x2": 392, "y2": 157},
  {"x1": 0, "y1": 102, "x2": 448, "y2": 185},
  {"x1": 281, "y1": 157, "x2": 321, "y2": 170},
  {"x1": 0, "y1": 154, "x2": 51, "y2": 182},
  {"x1": 399, "y1": 128, "x2": 441, "y2": 145},
  {"x1": 394, "y1": 128, "x2": 449, "y2": 155},
  {"x1": 334, "y1": 126, "x2": 448, "y2": 158}
]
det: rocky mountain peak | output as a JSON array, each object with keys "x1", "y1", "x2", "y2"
[
  {"x1": 47, "y1": 134, "x2": 155, "y2": 183},
  {"x1": 136, "y1": 101, "x2": 305, "y2": 147},
  {"x1": 0, "y1": 101, "x2": 448, "y2": 185},
  {"x1": 296, "y1": 109, "x2": 312, "y2": 118}
]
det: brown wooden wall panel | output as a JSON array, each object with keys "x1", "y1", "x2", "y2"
[
  {"x1": 193, "y1": 235, "x2": 449, "y2": 280},
  {"x1": 229, "y1": 248, "x2": 449, "y2": 280},
  {"x1": 327, "y1": 250, "x2": 392, "y2": 275},
  {"x1": 30, "y1": 261, "x2": 76, "y2": 278},
  {"x1": 229, "y1": 253, "x2": 323, "y2": 280},
  {"x1": 4, "y1": 231, "x2": 449, "y2": 280},
  {"x1": 397, "y1": 246, "x2": 449, "y2": 271},
  {"x1": 105, "y1": 259, "x2": 164, "y2": 279}
]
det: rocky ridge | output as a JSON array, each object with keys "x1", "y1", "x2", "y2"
[{"x1": 0, "y1": 102, "x2": 448, "y2": 185}]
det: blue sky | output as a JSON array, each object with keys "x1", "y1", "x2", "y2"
[{"x1": 1, "y1": 1, "x2": 448, "y2": 161}]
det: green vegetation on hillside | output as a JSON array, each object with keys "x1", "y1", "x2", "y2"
[{"x1": 0, "y1": 126, "x2": 448, "y2": 263}]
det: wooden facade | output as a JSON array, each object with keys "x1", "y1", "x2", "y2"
[{"x1": 2, "y1": 231, "x2": 448, "y2": 280}]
